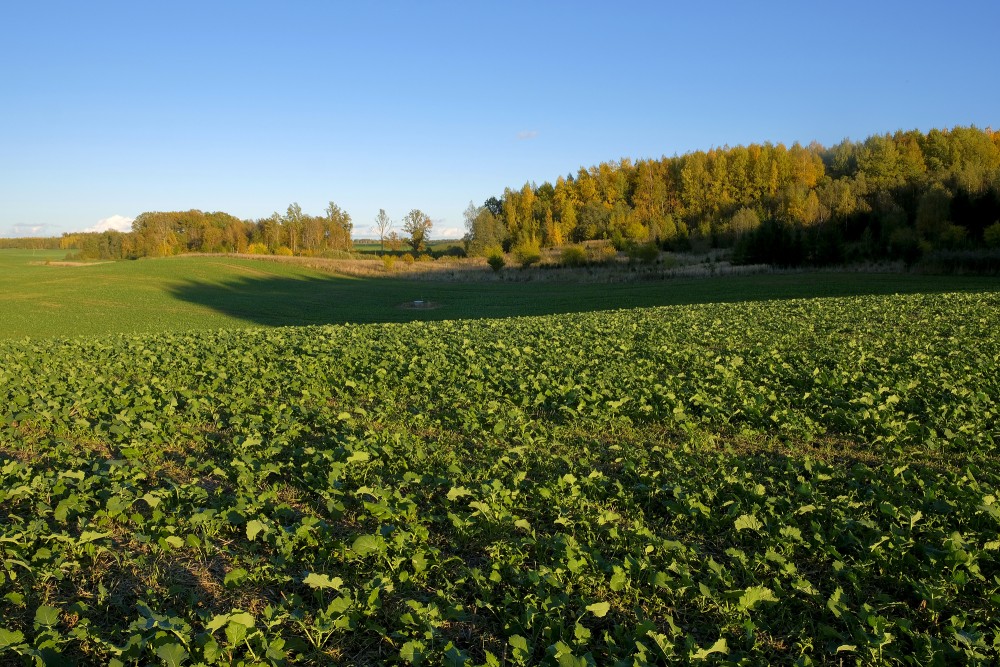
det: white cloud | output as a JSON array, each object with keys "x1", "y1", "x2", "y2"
[
  {"x1": 435, "y1": 226, "x2": 463, "y2": 239},
  {"x1": 9, "y1": 223, "x2": 48, "y2": 237},
  {"x1": 83, "y1": 214, "x2": 134, "y2": 233},
  {"x1": 516, "y1": 130, "x2": 539, "y2": 140}
]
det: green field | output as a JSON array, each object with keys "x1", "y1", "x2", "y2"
[
  {"x1": 1, "y1": 249, "x2": 997, "y2": 339},
  {"x1": 1, "y1": 251, "x2": 999, "y2": 664}
]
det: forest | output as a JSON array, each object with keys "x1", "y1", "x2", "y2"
[
  {"x1": 51, "y1": 203, "x2": 354, "y2": 260},
  {"x1": 465, "y1": 126, "x2": 1000, "y2": 266},
  {"x1": 5, "y1": 126, "x2": 1000, "y2": 268}
]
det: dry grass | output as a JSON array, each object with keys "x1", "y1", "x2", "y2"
[{"x1": 193, "y1": 250, "x2": 789, "y2": 283}]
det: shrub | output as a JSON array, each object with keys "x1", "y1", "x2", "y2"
[
  {"x1": 984, "y1": 222, "x2": 1000, "y2": 248},
  {"x1": 247, "y1": 242, "x2": 268, "y2": 255},
  {"x1": 560, "y1": 245, "x2": 587, "y2": 267},
  {"x1": 626, "y1": 241, "x2": 659, "y2": 264},
  {"x1": 382, "y1": 254, "x2": 396, "y2": 271},
  {"x1": 275, "y1": 246, "x2": 293, "y2": 256},
  {"x1": 938, "y1": 224, "x2": 967, "y2": 250},
  {"x1": 588, "y1": 243, "x2": 618, "y2": 265},
  {"x1": 487, "y1": 251, "x2": 505, "y2": 272},
  {"x1": 512, "y1": 239, "x2": 541, "y2": 268},
  {"x1": 401, "y1": 253, "x2": 415, "y2": 264}
]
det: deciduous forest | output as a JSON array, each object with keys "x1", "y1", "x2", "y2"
[
  {"x1": 8, "y1": 126, "x2": 1000, "y2": 268},
  {"x1": 56, "y1": 203, "x2": 354, "y2": 260},
  {"x1": 466, "y1": 126, "x2": 1000, "y2": 266}
]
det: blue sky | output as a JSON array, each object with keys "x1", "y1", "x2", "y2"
[{"x1": 1, "y1": 1, "x2": 997, "y2": 239}]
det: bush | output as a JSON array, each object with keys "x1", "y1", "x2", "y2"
[
  {"x1": 275, "y1": 246, "x2": 293, "y2": 256},
  {"x1": 487, "y1": 251, "x2": 505, "y2": 272},
  {"x1": 888, "y1": 227, "x2": 927, "y2": 267},
  {"x1": 560, "y1": 245, "x2": 587, "y2": 267},
  {"x1": 512, "y1": 239, "x2": 541, "y2": 268},
  {"x1": 247, "y1": 242, "x2": 268, "y2": 255},
  {"x1": 382, "y1": 254, "x2": 396, "y2": 271},
  {"x1": 984, "y1": 222, "x2": 1000, "y2": 248},
  {"x1": 938, "y1": 224, "x2": 968, "y2": 250},
  {"x1": 588, "y1": 243, "x2": 618, "y2": 265},
  {"x1": 626, "y1": 241, "x2": 659, "y2": 264},
  {"x1": 402, "y1": 253, "x2": 415, "y2": 264}
]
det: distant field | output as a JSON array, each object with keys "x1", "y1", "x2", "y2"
[{"x1": 0, "y1": 249, "x2": 998, "y2": 339}]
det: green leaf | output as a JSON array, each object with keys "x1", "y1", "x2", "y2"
[
  {"x1": 690, "y1": 637, "x2": 728, "y2": 660},
  {"x1": 738, "y1": 585, "x2": 778, "y2": 611},
  {"x1": 400, "y1": 640, "x2": 425, "y2": 665},
  {"x1": 228, "y1": 612, "x2": 255, "y2": 628},
  {"x1": 0, "y1": 628, "x2": 26, "y2": 649},
  {"x1": 223, "y1": 568, "x2": 247, "y2": 588},
  {"x1": 163, "y1": 535, "x2": 184, "y2": 549},
  {"x1": 155, "y1": 642, "x2": 189, "y2": 667},
  {"x1": 509, "y1": 635, "x2": 529, "y2": 652},
  {"x1": 246, "y1": 519, "x2": 267, "y2": 541},
  {"x1": 586, "y1": 601, "x2": 611, "y2": 618},
  {"x1": 77, "y1": 531, "x2": 110, "y2": 545},
  {"x1": 609, "y1": 568, "x2": 627, "y2": 592},
  {"x1": 734, "y1": 514, "x2": 764, "y2": 532},
  {"x1": 447, "y1": 486, "x2": 472, "y2": 501},
  {"x1": 346, "y1": 450, "x2": 370, "y2": 464},
  {"x1": 351, "y1": 534, "x2": 383, "y2": 556},
  {"x1": 202, "y1": 639, "x2": 223, "y2": 662},
  {"x1": 34, "y1": 605, "x2": 60, "y2": 627},
  {"x1": 205, "y1": 613, "x2": 230, "y2": 633},
  {"x1": 304, "y1": 573, "x2": 343, "y2": 590}
]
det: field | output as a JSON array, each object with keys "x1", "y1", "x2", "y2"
[
  {"x1": 1, "y1": 251, "x2": 999, "y2": 665},
  {"x1": 0, "y1": 249, "x2": 997, "y2": 339}
]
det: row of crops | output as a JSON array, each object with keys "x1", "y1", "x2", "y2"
[{"x1": 1, "y1": 291, "x2": 999, "y2": 665}]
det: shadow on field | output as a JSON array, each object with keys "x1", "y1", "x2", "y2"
[{"x1": 166, "y1": 271, "x2": 1000, "y2": 328}]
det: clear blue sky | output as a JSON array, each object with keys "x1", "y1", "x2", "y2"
[{"x1": 2, "y1": 1, "x2": 997, "y2": 239}]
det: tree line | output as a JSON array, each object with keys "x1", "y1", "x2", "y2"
[
  {"x1": 57, "y1": 203, "x2": 354, "y2": 260},
  {"x1": 465, "y1": 126, "x2": 1000, "y2": 265}
]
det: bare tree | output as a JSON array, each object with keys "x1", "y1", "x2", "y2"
[{"x1": 374, "y1": 209, "x2": 393, "y2": 254}]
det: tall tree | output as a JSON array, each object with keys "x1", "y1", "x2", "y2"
[
  {"x1": 374, "y1": 209, "x2": 393, "y2": 254},
  {"x1": 325, "y1": 201, "x2": 353, "y2": 252},
  {"x1": 402, "y1": 209, "x2": 432, "y2": 252}
]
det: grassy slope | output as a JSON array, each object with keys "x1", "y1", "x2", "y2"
[{"x1": 1, "y1": 249, "x2": 998, "y2": 339}]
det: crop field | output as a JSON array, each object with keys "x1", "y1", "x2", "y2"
[{"x1": 1, "y1": 290, "x2": 999, "y2": 665}]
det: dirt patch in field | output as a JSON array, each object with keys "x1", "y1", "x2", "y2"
[
  {"x1": 397, "y1": 300, "x2": 443, "y2": 310},
  {"x1": 29, "y1": 260, "x2": 110, "y2": 267}
]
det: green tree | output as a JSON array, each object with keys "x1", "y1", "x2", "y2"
[
  {"x1": 464, "y1": 201, "x2": 506, "y2": 256},
  {"x1": 325, "y1": 202, "x2": 353, "y2": 252},
  {"x1": 402, "y1": 209, "x2": 432, "y2": 252},
  {"x1": 915, "y1": 185, "x2": 952, "y2": 242}
]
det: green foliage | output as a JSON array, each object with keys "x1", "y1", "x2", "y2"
[
  {"x1": 486, "y1": 250, "x2": 505, "y2": 272},
  {"x1": 470, "y1": 126, "x2": 1000, "y2": 267},
  {"x1": 512, "y1": 238, "x2": 541, "y2": 267},
  {"x1": 560, "y1": 245, "x2": 588, "y2": 267},
  {"x1": 0, "y1": 291, "x2": 998, "y2": 664},
  {"x1": 402, "y1": 209, "x2": 433, "y2": 252},
  {"x1": 985, "y1": 221, "x2": 1000, "y2": 248},
  {"x1": 625, "y1": 241, "x2": 659, "y2": 264}
]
